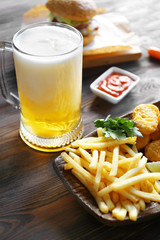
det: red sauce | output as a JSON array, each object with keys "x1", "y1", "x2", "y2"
[{"x1": 97, "y1": 72, "x2": 134, "y2": 98}]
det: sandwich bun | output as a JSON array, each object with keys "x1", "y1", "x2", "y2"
[
  {"x1": 22, "y1": 0, "x2": 98, "y2": 46},
  {"x1": 46, "y1": 0, "x2": 97, "y2": 21},
  {"x1": 46, "y1": 0, "x2": 98, "y2": 45}
]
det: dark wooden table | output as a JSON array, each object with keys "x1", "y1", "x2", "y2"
[{"x1": 1, "y1": 0, "x2": 160, "y2": 239}]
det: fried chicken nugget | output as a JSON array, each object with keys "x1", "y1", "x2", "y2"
[
  {"x1": 145, "y1": 139, "x2": 160, "y2": 161},
  {"x1": 136, "y1": 135, "x2": 150, "y2": 150},
  {"x1": 150, "y1": 114, "x2": 160, "y2": 141},
  {"x1": 133, "y1": 104, "x2": 159, "y2": 135}
]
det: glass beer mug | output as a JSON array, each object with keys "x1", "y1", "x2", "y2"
[{"x1": 0, "y1": 22, "x2": 84, "y2": 152}]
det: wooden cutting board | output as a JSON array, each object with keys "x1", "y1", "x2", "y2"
[{"x1": 83, "y1": 47, "x2": 142, "y2": 68}]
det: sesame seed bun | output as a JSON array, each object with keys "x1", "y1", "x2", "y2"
[{"x1": 46, "y1": 0, "x2": 97, "y2": 21}]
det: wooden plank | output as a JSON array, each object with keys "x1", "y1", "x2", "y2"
[{"x1": 83, "y1": 47, "x2": 142, "y2": 68}]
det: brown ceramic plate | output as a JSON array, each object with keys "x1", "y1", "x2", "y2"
[{"x1": 53, "y1": 101, "x2": 160, "y2": 226}]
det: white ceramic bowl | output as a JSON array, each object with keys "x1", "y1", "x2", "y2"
[{"x1": 90, "y1": 66, "x2": 140, "y2": 104}]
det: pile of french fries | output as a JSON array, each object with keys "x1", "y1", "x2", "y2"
[{"x1": 61, "y1": 128, "x2": 160, "y2": 221}]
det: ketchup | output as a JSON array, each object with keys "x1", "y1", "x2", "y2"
[{"x1": 97, "y1": 72, "x2": 134, "y2": 97}]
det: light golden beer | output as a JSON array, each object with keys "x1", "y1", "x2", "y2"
[
  {"x1": 13, "y1": 23, "x2": 83, "y2": 150},
  {"x1": 14, "y1": 52, "x2": 82, "y2": 138}
]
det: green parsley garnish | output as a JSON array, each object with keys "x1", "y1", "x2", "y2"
[{"x1": 94, "y1": 115, "x2": 143, "y2": 140}]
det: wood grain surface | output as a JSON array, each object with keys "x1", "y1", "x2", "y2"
[{"x1": 0, "y1": 0, "x2": 160, "y2": 240}]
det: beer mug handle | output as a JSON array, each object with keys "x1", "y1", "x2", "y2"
[{"x1": 0, "y1": 41, "x2": 20, "y2": 109}]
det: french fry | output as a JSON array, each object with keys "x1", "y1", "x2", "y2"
[
  {"x1": 98, "y1": 157, "x2": 147, "y2": 196},
  {"x1": 134, "y1": 202, "x2": 140, "y2": 213},
  {"x1": 145, "y1": 179, "x2": 155, "y2": 196},
  {"x1": 128, "y1": 153, "x2": 143, "y2": 170},
  {"x1": 112, "y1": 202, "x2": 121, "y2": 219},
  {"x1": 79, "y1": 148, "x2": 92, "y2": 163},
  {"x1": 97, "y1": 127, "x2": 103, "y2": 137},
  {"x1": 72, "y1": 169, "x2": 109, "y2": 214},
  {"x1": 111, "y1": 173, "x2": 160, "y2": 192},
  {"x1": 118, "y1": 156, "x2": 147, "y2": 181},
  {"x1": 121, "y1": 200, "x2": 138, "y2": 221},
  {"x1": 119, "y1": 190, "x2": 139, "y2": 203},
  {"x1": 112, "y1": 202, "x2": 127, "y2": 221},
  {"x1": 76, "y1": 137, "x2": 137, "y2": 150},
  {"x1": 111, "y1": 192, "x2": 119, "y2": 204},
  {"x1": 85, "y1": 136, "x2": 113, "y2": 143},
  {"x1": 101, "y1": 168, "x2": 117, "y2": 183},
  {"x1": 64, "y1": 151, "x2": 81, "y2": 170},
  {"x1": 132, "y1": 144, "x2": 138, "y2": 153},
  {"x1": 118, "y1": 158, "x2": 134, "y2": 168},
  {"x1": 98, "y1": 183, "x2": 139, "y2": 202},
  {"x1": 152, "y1": 186, "x2": 159, "y2": 195},
  {"x1": 97, "y1": 200, "x2": 109, "y2": 214},
  {"x1": 117, "y1": 207, "x2": 127, "y2": 221},
  {"x1": 94, "y1": 151, "x2": 106, "y2": 191},
  {"x1": 103, "y1": 161, "x2": 112, "y2": 171},
  {"x1": 103, "y1": 158, "x2": 124, "y2": 177},
  {"x1": 99, "y1": 172, "x2": 160, "y2": 195},
  {"x1": 64, "y1": 163, "x2": 71, "y2": 170},
  {"x1": 154, "y1": 181, "x2": 160, "y2": 193},
  {"x1": 89, "y1": 149, "x2": 98, "y2": 169},
  {"x1": 71, "y1": 138, "x2": 92, "y2": 148},
  {"x1": 121, "y1": 144, "x2": 137, "y2": 157},
  {"x1": 140, "y1": 181, "x2": 149, "y2": 193},
  {"x1": 102, "y1": 193, "x2": 115, "y2": 211},
  {"x1": 72, "y1": 136, "x2": 113, "y2": 148},
  {"x1": 64, "y1": 147, "x2": 80, "y2": 154},
  {"x1": 129, "y1": 187, "x2": 160, "y2": 202},
  {"x1": 140, "y1": 181, "x2": 151, "y2": 203},
  {"x1": 139, "y1": 199, "x2": 146, "y2": 211},
  {"x1": 61, "y1": 152, "x2": 95, "y2": 184},
  {"x1": 105, "y1": 150, "x2": 126, "y2": 161},
  {"x1": 110, "y1": 146, "x2": 119, "y2": 177},
  {"x1": 80, "y1": 158, "x2": 96, "y2": 175},
  {"x1": 69, "y1": 152, "x2": 81, "y2": 165},
  {"x1": 105, "y1": 150, "x2": 113, "y2": 158}
]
